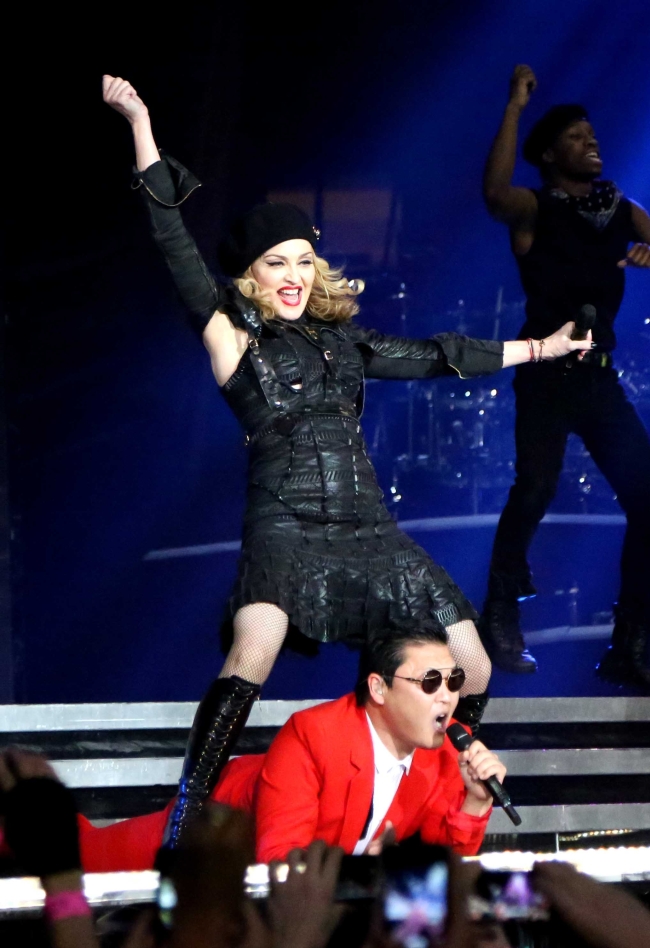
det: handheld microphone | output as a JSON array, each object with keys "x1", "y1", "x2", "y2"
[
  {"x1": 570, "y1": 304, "x2": 596, "y2": 341},
  {"x1": 446, "y1": 723, "x2": 522, "y2": 826}
]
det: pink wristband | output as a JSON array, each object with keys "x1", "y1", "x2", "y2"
[{"x1": 44, "y1": 890, "x2": 91, "y2": 923}]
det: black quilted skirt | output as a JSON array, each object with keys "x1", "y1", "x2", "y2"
[{"x1": 224, "y1": 509, "x2": 477, "y2": 652}]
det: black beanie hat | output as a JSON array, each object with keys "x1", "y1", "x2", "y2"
[
  {"x1": 523, "y1": 104, "x2": 589, "y2": 167},
  {"x1": 219, "y1": 203, "x2": 320, "y2": 277}
]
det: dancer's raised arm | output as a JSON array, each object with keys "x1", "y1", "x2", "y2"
[
  {"x1": 102, "y1": 76, "x2": 249, "y2": 384},
  {"x1": 483, "y1": 64, "x2": 538, "y2": 229},
  {"x1": 102, "y1": 75, "x2": 160, "y2": 171}
]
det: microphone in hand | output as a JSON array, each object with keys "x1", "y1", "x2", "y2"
[
  {"x1": 446, "y1": 723, "x2": 522, "y2": 827},
  {"x1": 570, "y1": 304, "x2": 596, "y2": 341}
]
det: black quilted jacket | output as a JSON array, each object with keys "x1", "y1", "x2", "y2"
[{"x1": 133, "y1": 155, "x2": 504, "y2": 523}]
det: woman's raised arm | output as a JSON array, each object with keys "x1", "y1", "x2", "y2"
[
  {"x1": 102, "y1": 75, "x2": 160, "y2": 171},
  {"x1": 101, "y1": 75, "x2": 250, "y2": 384}
]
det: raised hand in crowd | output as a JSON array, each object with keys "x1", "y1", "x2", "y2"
[
  {"x1": 160, "y1": 803, "x2": 258, "y2": 948},
  {"x1": 267, "y1": 841, "x2": 347, "y2": 948},
  {"x1": 0, "y1": 748, "x2": 100, "y2": 948},
  {"x1": 534, "y1": 861, "x2": 650, "y2": 948}
]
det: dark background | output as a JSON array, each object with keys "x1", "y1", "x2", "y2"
[{"x1": 5, "y1": 0, "x2": 650, "y2": 703}]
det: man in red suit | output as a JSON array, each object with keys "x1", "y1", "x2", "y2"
[{"x1": 79, "y1": 619, "x2": 506, "y2": 869}]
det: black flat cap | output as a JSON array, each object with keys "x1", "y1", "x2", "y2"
[{"x1": 219, "y1": 203, "x2": 319, "y2": 277}]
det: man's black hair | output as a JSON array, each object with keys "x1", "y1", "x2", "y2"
[
  {"x1": 523, "y1": 104, "x2": 589, "y2": 169},
  {"x1": 355, "y1": 617, "x2": 448, "y2": 705}
]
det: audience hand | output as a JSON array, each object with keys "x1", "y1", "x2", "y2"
[
  {"x1": 0, "y1": 748, "x2": 99, "y2": 947},
  {"x1": 0, "y1": 746, "x2": 59, "y2": 788},
  {"x1": 164, "y1": 803, "x2": 257, "y2": 948},
  {"x1": 0, "y1": 748, "x2": 82, "y2": 880},
  {"x1": 268, "y1": 841, "x2": 346, "y2": 948},
  {"x1": 534, "y1": 861, "x2": 650, "y2": 948}
]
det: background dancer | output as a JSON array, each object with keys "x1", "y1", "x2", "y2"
[
  {"x1": 103, "y1": 74, "x2": 588, "y2": 847},
  {"x1": 480, "y1": 64, "x2": 650, "y2": 686}
]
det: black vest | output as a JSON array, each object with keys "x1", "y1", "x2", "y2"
[{"x1": 516, "y1": 184, "x2": 635, "y2": 350}]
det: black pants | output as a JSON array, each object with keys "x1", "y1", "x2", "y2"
[{"x1": 489, "y1": 358, "x2": 650, "y2": 617}]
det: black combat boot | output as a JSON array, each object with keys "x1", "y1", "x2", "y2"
[
  {"x1": 597, "y1": 607, "x2": 650, "y2": 691},
  {"x1": 478, "y1": 599, "x2": 537, "y2": 674},
  {"x1": 454, "y1": 691, "x2": 490, "y2": 736},
  {"x1": 162, "y1": 676, "x2": 261, "y2": 850}
]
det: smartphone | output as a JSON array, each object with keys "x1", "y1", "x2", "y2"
[
  {"x1": 469, "y1": 870, "x2": 550, "y2": 923},
  {"x1": 156, "y1": 875, "x2": 178, "y2": 930},
  {"x1": 336, "y1": 854, "x2": 381, "y2": 901},
  {"x1": 382, "y1": 844, "x2": 450, "y2": 948}
]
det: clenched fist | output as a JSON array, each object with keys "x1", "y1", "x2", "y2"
[
  {"x1": 102, "y1": 75, "x2": 148, "y2": 125},
  {"x1": 508, "y1": 64, "x2": 537, "y2": 111}
]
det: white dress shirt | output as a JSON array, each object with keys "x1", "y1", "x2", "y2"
[{"x1": 353, "y1": 713, "x2": 414, "y2": 854}]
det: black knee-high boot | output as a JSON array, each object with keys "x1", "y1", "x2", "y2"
[
  {"x1": 454, "y1": 691, "x2": 489, "y2": 736},
  {"x1": 162, "y1": 675, "x2": 261, "y2": 849}
]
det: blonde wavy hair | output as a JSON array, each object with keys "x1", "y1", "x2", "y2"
[{"x1": 234, "y1": 255, "x2": 364, "y2": 324}]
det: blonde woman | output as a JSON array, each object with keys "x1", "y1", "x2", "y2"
[{"x1": 103, "y1": 75, "x2": 590, "y2": 848}]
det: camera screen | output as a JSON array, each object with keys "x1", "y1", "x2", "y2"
[
  {"x1": 384, "y1": 859, "x2": 449, "y2": 948},
  {"x1": 469, "y1": 871, "x2": 550, "y2": 922}
]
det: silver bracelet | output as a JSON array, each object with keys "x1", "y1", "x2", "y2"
[{"x1": 537, "y1": 338, "x2": 546, "y2": 362}]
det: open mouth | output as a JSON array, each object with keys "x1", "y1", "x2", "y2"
[
  {"x1": 277, "y1": 286, "x2": 303, "y2": 307},
  {"x1": 434, "y1": 712, "x2": 449, "y2": 733},
  {"x1": 585, "y1": 151, "x2": 601, "y2": 161}
]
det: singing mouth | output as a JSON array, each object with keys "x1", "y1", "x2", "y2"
[
  {"x1": 277, "y1": 287, "x2": 302, "y2": 306},
  {"x1": 434, "y1": 712, "x2": 449, "y2": 733}
]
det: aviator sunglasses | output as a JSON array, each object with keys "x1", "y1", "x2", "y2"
[{"x1": 387, "y1": 666, "x2": 466, "y2": 694}]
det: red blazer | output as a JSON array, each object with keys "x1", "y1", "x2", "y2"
[
  {"x1": 254, "y1": 693, "x2": 489, "y2": 862},
  {"x1": 78, "y1": 694, "x2": 488, "y2": 871}
]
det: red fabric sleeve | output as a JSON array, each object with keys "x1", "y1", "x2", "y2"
[
  {"x1": 255, "y1": 716, "x2": 322, "y2": 863},
  {"x1": 417, "y1": 733, "x2": 491, "y2": 857},
  {"x1": 419, "y1": 783, "x2": 490, "y2": 856}
]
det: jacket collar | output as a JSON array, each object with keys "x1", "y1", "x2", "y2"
[{"x1": 338, "y1": 699, "x2": 375, "y2": 851}]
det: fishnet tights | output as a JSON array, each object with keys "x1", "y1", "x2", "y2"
[
  {"x1": 220, "y1": 603, "x2": 289, "y2": 685},
  {"x1": 219, "y1": 606, "x2": 491, "y2": 695},
  {"x1": 445, "y1": 619, "x2": 491, "y2": 695}
]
